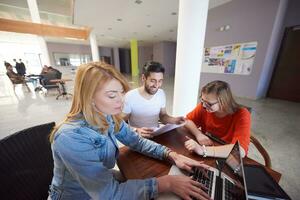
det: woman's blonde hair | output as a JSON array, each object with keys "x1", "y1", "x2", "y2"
[
  {"x1": 49, "y1": 62, "x2": 129, "y2": 143},
  {"x1": 201, "y1": 80, "x2": 240, "y2": 114}
]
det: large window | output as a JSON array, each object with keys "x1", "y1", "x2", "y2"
[{"x1": 53, "y1": 53, "x2": 92, "y2": 67}]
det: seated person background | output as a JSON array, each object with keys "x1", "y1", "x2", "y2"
[
  {"x1": 5, "y1": 62, "x2": 26, "y2": 84},
  {"x1": 40, "y1": 65, "x2": 62, "y2": 86},
  {"x1": 123, "y1": 61, "x2": 185, "y2": 138},
  {"x1": 184, "y1": 80, "x2": 251, "y2": 157}
]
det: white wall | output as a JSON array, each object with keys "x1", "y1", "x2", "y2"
[{"x1": 201, "y1": 0, "x2": 283, "y2": 99}]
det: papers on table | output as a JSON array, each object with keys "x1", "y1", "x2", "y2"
[{"x1": 152, "y1": 122, "x2": 186, "y2": 136}]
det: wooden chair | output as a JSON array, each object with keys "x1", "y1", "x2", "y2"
[
  {"x1": 243, "y1": 105, "x2": 272, "y2": 168},
  {"x1": 250, "y1": 134, "x2": 272, "y2": 168}
]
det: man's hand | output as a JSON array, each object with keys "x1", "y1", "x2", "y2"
[
  {"x1": 172, "y1": 116, "x2": 186, "y2": 125},
  {"x1": 136, "y1": 127, "x2": 154, "y2": 138}
]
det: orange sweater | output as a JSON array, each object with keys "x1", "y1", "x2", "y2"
[{"x1": 186, "y1": 104, "x2": 251, "y2": 153}]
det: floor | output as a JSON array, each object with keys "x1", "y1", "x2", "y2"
[{"x1": 0, "y1": 67, "x2": 299, "y2": 199}]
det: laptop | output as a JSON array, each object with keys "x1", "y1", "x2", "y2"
[
  {"x1": 157, "y1": 141, "x2": 248, "y2": 200},
  {"x1": 244, "y1": 164, "x2": 291, "y2": 200}
]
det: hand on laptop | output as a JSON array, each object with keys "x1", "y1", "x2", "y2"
[
  {"x1": 135, "y1": 127, "x2": 154, "y2": 138},
  {"x1": 157, "y1": 175, "x2": 212, "y2": 200},
  {"x1": 168, "y1": 151, "x2": 209, "y2": 172}
]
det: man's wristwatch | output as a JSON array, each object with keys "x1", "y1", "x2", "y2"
[{"x1": 132, "y1": 127, "x2": 137, "y2": 132}]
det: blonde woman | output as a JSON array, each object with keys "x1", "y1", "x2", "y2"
[
  {"x1": 184, "y1": 80, "x2": 251, "y2": 158},
  {"x1": 48, "y1": 62, "x2": 210, "y2": 200}
]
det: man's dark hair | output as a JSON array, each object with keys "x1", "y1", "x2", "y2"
[{"x1": 142, "y1": 61, "x2": 165, "y2": 78}]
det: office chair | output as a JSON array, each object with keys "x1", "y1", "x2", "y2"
[
  {"x1": 0, "y1": 122, "x2": 55, "y2": 200},
  {"x1": 40, "y1": 70, "x2": 62, "y2": 95}
]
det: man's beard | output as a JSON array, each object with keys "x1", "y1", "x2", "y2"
[{"x1": 144, "y1": 85, "x2": 158, "y2": 95}]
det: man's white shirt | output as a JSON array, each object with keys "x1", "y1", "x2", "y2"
[{"x1": 123, "y1": 88, "x2": 166, "y2": 128}]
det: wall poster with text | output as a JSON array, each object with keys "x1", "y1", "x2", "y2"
[{"x1": 202, "y1": 41, "x2": 257, "y2": 75}]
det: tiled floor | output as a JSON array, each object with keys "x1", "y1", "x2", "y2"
[{"x1": 0, "y1": 67, "x2": 299, "y2": 199}]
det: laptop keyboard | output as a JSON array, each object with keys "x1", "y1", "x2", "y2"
[
  {"x1": 190, "y1": 167, "x2": 214, "y2": 197},
  {"x1": 224, "y1": 178, "x2": 238, "y2": 200}
]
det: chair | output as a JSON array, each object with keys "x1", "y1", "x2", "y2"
[
  {"x1": 243, "y1": 105, "x2": 272, "y2": 168},
  {"x1": 0, "y1": 122, "x2": 55, "y2": 200},
  {"x1": 250, "y1": 134, "x2": 272, "y2": 168},
  {"x1": 6, "y1": 73, "x2": 30, "y2": 92},
  {"x1": 40, "y1": 70, "x2": 62, "y2": 95}
]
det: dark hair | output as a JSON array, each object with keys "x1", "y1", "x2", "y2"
[
  {"x1": 142, "y1": 61, "x2": 165, "y2": 78},
  {"x1": 201, "y1": 80, "x2": 240, "y2": 114}
]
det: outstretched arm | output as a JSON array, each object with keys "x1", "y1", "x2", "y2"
[{"x1": 159, "y1": 108, "x2": 185, "y2": 124}]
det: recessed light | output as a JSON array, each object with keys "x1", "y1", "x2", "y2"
[
  {"x1": 108, "y1": 28, "x2": 112, "y2": 30},
  {"x1": 171, "y1": 12, "x2": 177, "y2": 15},
  {"x1": 117, "y1": 18, "x2": 122, "y2": 21},
  {"x1": 147, "y1": 25, "x2": 151, "y2": 28},
  {"x1": 135, "y1": 0, "x2": 143, "y2": 4},
  {"x1": 169, "y1": 29, "x2": 174, "y2": 32}
]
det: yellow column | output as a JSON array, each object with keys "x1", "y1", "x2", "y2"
[{"x1": 130, "y1": 39, "x2": 139, "y2": 76}]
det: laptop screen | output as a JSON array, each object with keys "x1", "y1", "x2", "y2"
[{"x1": 225, "y1": 141, "x2": 248, "y2": 199}]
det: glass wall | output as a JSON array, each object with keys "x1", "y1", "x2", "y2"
[{"x1": 53, "y1": 53, "x2": 92, "y2": 67}]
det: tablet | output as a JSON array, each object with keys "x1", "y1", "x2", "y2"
[{"x1": 244, "y1": 164, "x2": 291, "y2": 200}]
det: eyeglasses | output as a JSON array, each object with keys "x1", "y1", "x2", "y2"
[{"x1": 200, "y1": 98, "x2": 219, "y2": 108}]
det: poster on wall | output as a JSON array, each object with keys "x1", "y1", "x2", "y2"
[{"x1": 202, "y1": 41, "x2": 257, "y2": 75}]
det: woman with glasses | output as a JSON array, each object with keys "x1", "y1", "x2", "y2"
[{"x1": 184, "y1": 80, "x2": 250, "y2": 158}]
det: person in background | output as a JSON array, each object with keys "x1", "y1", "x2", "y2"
[
  {"x1": 5, "y1": 62, "x2": 25, "y2": 84},
  {"x1": 184, "y1": 80, "x2": 251, "y2": 158},
  {"x1": 123, "y1": 61, "x2": 185, "y2": 138},
  {"x1": 48, "y1": 62, "x2": 210, "y2": 200},
  {"x1": 18, "y1": 59, "x2": 26, "y2": 76}
]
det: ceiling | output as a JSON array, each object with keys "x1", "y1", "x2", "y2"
[{"x1": 0, "y1": 0, "x2": 232, "y2": 47}]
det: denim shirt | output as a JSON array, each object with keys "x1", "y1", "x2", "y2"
[{"x1": 49, "y1": 115, "x2": 168, "y2": 200}]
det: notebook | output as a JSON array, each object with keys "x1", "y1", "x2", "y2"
[{"x1": 157, "y1": 141, "x2": 248, "y2": 200}]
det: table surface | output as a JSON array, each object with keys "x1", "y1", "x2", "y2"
[{"x1": 117, "y1": 128, "x2": 281, "y2": 183}]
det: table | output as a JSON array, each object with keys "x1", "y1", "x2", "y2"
[
  {"x1": 49, "y1": 79, "x2": 73, "y2": 100},
  {"x1": 117, "y1": 128, "x2": 281, "y2": 183}
]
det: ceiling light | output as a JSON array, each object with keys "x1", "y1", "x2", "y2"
[
  {"x1": 135, "y1": 0, "x2": 143, "y2": 4},
  {"x1": 147, "y1": 25, "x2": 151, "y2": 28},
  {"x1": 117, "y1": 18, "x2": 122, "y2": 21},
  {"x1": 169, "y1": 29, "x2": 174, "y2": 32},
  {"x1": 108, "y1": 28, "x2": 112, "y2": 30},
  {"x1": 171, "y1": 12, "x2": 177, "y2": 15},
  {"x1": 101, "y1": 34, "x2": 105, "y2": 37}
]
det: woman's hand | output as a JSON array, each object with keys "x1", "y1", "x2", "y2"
[
  {"x1": 168, "y1": 151, "x2": 208, "y2": 172},
  {"x1": 195, "y1": 132, "x2": 213, "y2": 146},
  {"x1": 157, "y1": 175, "x2": 211, "y2": 200},
  {"x1": 184, "y1": 137, "x2": 205, "y2": 156}
]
